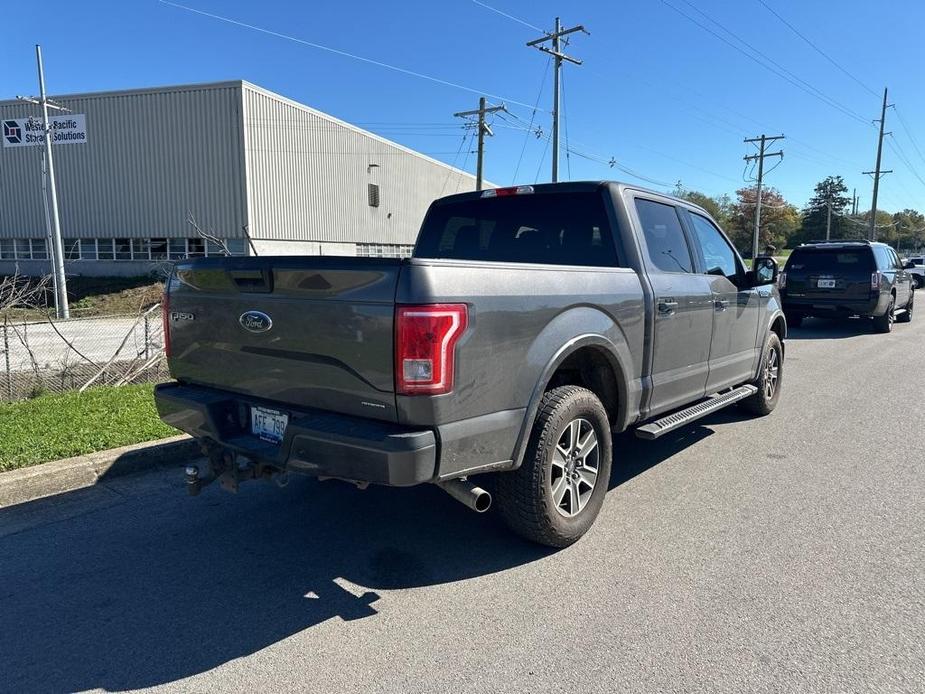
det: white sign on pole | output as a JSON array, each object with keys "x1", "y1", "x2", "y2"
[{"x1": 2, "y1": 114, "x2": 87, "y2": 148}]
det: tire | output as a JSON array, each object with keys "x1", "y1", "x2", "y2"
[
  {"x1": 873, "y1": 295, "x2": 895, "y2": 333},
  {"x1": 897, "y1": 288, "x2": 914, "y2": 323},
  {"x1": 739, "y1": 332, "x2": 784, "y2": 416},
  {"x1": 494, "y1": 386, "x2": 613, "y2": 548},
  {"x1": 785, "y1": 312, "x2": 803, "y2": 328}
]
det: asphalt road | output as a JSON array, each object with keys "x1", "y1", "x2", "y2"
[{"x1": 1, "y1": 316, "x2": 923, "y2": 693}]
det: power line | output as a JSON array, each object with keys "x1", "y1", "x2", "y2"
[
  {"x1": 511, "y1": 56, "x2": 550, "y2": 184},
  {"x1": 469, "y1": 0, "x2": 544, "y2": 32},
  {"x1": 159, "y1": 0, "x2": 542, "y2": 110},
  {"x1": 754, "y1": 0, "x2": 879, "y2": 99},
  {"x1": 893, "y1": 105, "x2": 925, "y2": 170},
  {"x1": 660, "y1": 0, "x2": 870, "y2": 126}
]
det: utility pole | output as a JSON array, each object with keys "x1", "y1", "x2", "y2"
[
  {"x1": 743, "y1": 134, "x2": 785, "y2": 260},
  {"x1": 826, "y1": 196, "x2": 832, "y2": 240},
  {"x1": 851, "y1": 188, "x2": 858, "y2": 216},
  {"x1": 16, "y1": 45, "x2": 69, "y2": 319},
  {"x1": 453, "y1": 97, "x2": 506, "y2": 191},
  {"x1": 527, "y1": 17, "x2": 588, "y2": 183},
  {"x1": 863, "y1": 87, "x2": 893, "y2": 241}
]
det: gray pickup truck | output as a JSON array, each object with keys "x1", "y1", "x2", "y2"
[{"x1": 155, "y1": 182, "x2": 786, "y2": 547}]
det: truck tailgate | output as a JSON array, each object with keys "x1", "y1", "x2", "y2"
[{"x1": 166, "y1": 256, "x2": 401, "y2": 422}]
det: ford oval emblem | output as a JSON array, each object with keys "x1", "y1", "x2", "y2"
[{"x1": 239, "y1": 310, "x2": 273, "y2": 333}]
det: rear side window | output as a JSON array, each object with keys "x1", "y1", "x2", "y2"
[
  {"x1": 634, "y1": 199, "x2": 693, "y2": 273},
  {"x1": 414, "y1": 192, "x2": 619, "y2": 267},
  {"x1": 786, "y1": 248, "x2": 874, "y2": 273}
]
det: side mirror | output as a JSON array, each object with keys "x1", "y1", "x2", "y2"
[
  {"x1": 751, "y1": 256, "x2": 778, "y2": 286},
  {"x1": 902, "y1": 260, "x2": 916, "y2": 270}
]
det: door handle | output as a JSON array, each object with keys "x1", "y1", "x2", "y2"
[
  {"x1": 714, "y1": 299, "x2": 730, "y2": 311},
  {"x1": 658, "y1": 299, "x2": 678, "y2": 315}
]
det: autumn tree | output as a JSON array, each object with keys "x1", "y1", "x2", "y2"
[
  {"x1": 727, "y1": 186, "x2": 800, "y2": 255},
  {"x1": 794, "y1": 176, "x2": 853, "y2": 244}
]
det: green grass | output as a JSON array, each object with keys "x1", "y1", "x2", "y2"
[{"x1": 0, "y1": 384, "x2": 178, "y2": 472}]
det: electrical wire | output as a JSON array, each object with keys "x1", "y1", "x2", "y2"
[
  {"x1": 754, "y1": 0, "x2": 879, "y2": 99},
  {"x1": 469, "y1": 0, "x2": 544, "y2": 33},
  {"x1": 159, "y1": 0, "x2": 543, "y2": 110},
  {"x1": 511, "y1": 57, "x2": 550, "y2": 184},
  {"x1": 441, "y1": 132, "x2": 471, "y2": 197},
  {"x1": 894, "y1": 105, "x2": 925, "y2": 169},
  {"x1": 660, "y1": 0, "x2": 870, "y2": 126}
]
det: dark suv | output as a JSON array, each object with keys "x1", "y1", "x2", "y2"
[{"x1": 780, "y1": 240, "x2": 915, "y2": 332}]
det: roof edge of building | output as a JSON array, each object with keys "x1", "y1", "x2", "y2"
[
  {"x1": 240, "y1": 80, "x2": 480, "y2": 183},
  {"x1": 0, "y1": 79, "x2": 246, "y2": 106}
]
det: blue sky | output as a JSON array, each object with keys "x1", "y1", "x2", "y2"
[{"x1": 2, "y1": 0, "x2": 924, "y2": 211}]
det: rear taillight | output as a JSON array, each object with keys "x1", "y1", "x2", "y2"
[
  {"x1": 871, "y1": 271, "x2": 882, "y2": 291},
  {"x1": 481, "y1": 185, "x2": 534, "y2": 198},
  {"x1": 395, "y1": 304, "x2": 468, "y2": 395},
  {"x1": 779, "y1": 271, "x2": 787, "y2": 289},
  {"x1": 161, "y1": 292, "x2": 171, "y2": 358}
]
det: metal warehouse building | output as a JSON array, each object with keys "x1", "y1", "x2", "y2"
[{"x1": 0, "y1": 80, "x2": 478, "y2": 276}]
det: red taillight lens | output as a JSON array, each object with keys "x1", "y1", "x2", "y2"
[
  {"x1": 871, "y1": 271, "x2": 882, "y2": 291},
  {"x1": 395, "y1": 304, "x2": 468, "y2": 395},
  {"x1": 161, "y1": 292, "x2": 171, "y2": 358}
]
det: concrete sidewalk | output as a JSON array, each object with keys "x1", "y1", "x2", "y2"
[{"x1": 0, "y1": 434, "x2": 198, "y2": 508}]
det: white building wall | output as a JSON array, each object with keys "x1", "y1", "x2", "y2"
[{"x1": 242, "y1": 82, "x2": 478, "y2": 248}]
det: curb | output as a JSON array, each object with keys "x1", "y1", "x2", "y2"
[{"x1": 0, "y1": 434, "x2": 201, "y2": 509}]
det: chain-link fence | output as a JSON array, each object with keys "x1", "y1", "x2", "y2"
[{"x1": 0, "y1": 305, "x2": 167, "y2": 401}]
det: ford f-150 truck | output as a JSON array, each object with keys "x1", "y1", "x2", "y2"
[{"x1": 155, "y1": 181, "x2": 786, "y2": 547}]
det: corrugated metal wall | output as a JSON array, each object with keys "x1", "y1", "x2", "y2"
[
  {"x1": 243, "y1": 83, "x2": 477, "y2": 244},
  {"x1": 0, "y1": 82, "x2": 247, "y2": 239}
]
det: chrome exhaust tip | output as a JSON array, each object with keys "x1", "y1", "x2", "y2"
[{"x1": 438, "y1": 479, "x2": 492, "y2": 513}]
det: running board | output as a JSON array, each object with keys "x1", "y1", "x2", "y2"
[{"x1": 635, "y1": 385, "x2": 758, "y2": 440}]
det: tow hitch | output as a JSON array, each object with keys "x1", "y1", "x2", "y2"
[{"x1": 184, "y1": 445, "x2": 285, "y2": 496}]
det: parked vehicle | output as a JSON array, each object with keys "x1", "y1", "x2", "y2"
[
  {"x1": 155, "y1": 182, "x2": 786, "y2": 547},
  {"x1": 904, "y1": 256, "x2": 925, "y2": 289},
  {"x1": 780, "y1": 240, "x2": 915, "y2": 332}
]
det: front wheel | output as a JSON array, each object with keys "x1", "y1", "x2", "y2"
[
  {"x1": 495, "y1": 386, "x2": 612, "y2": 548},
  {"x1": 739, "y1": 332, "x2": 784, "y2": 416}
]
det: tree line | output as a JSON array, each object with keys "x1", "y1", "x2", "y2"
[{"x1": 674, "y1": 176, "x2": 925, "y2": 256}]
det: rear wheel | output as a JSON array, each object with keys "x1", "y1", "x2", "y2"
[
  {"x1": 897, "y1": 288, "x2": 914, "y2": 323},
  {"x1": 740, "y1": 332, "x2": 783, "y2": 416},
  {"x1": 495, "y1": 386, "x2": 612, "y2": 548},
  {"x1": 874, "y1": 295, "x2": 895, "y2": 333}
]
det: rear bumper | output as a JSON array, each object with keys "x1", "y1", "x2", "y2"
[
  {"x1": 782, "y1": 295, "x2": 883, "y2": 317},
  {"x1": 155, "y1": 382, "x2": 437, "y2": 486}
]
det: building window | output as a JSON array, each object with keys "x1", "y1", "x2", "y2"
[
  {"x1": 187, "y1": 237, "x2": 205, "y2": 258},
  {"x1": 356, "y1": 242, "x2": 413, "y2": 258},
  {"x1": 97, "y1": 238, "x2": 115, "y2": 260},
  {"x1": 225, "y1": 239, "x2": 247, "y2": 255},
  {"x1": 31, "y1": 239, "x2": 48, "y2": 260},
  {"x1": 15, "y1": 239, "x2": 32, "y2": 259},
  {"x1": 132, "y1": 238, "x2": 150, "y2": 260},
  {"x1": 115, "y1": 238, "x2": 132, "y2": 260},
  {"x1": 79, "y1": 238, "x2": 97, "y2": 260},
  {"x1": 168, "y1": 239, "x2": 187, "y2": 260},
  {"x1": 368, "y1": 183, "x2": 380, "y2": 208},
  {"x1": 151, "y1": 238, "x2": 168, "y2": 260},
  {"x1": 0, "y1": 239, "x2": 15, "y2": 259},
  {"x1": 64, "y1": 239, "x2": 80, "y2": 260}
]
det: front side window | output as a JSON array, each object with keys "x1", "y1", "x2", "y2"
[
  {"x1": 688, "y1": 213, "x2": 739, "y2": 279},
  {"x1": 634, "y1": 199, "x2": 693, "y2": 273}
]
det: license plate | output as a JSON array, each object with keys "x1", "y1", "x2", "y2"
[
  {"x1": 817, "y1": 279, "x2": 837, "y2": 288},
  {"x1": 251, "y1": 406, "x2": 288, "y2": 444}
]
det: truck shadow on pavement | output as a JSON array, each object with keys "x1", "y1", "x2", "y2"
[
  {"x1": 0, "y1": 418, "x2": 726, "y2": 693},
  {"x1": 785, "y1": 317, "x2": 878, "y2": 340}
]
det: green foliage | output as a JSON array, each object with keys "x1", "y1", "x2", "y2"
[
  {"x1": 672, "y1": 186, "x2": 733, "y2": 228},
  {"x1": 0, "y1": 384, "x2": 178, "y2": 471},
  {"x1": 727, "y1": 186, "x2": 800, "y2": 255},
  {"x1": 795, "y1": 176, "x2": 854, "y2": 244}
]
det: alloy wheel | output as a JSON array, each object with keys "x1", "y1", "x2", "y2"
[
  {"x1": 764, "y1": 346, "x2": 780, "y2": 400},
  {"x1": 550, "y1": 418, "x2": 600, "y2": 518}
]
